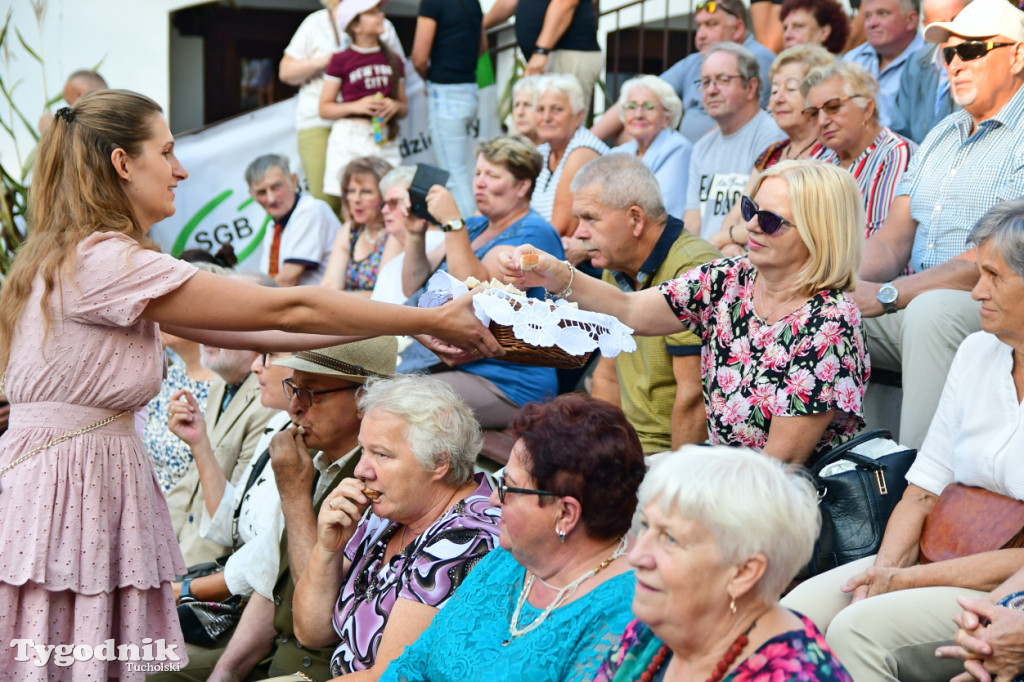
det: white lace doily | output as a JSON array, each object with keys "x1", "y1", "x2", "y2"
[{"x1": 421, "y1": 272, "x2": 636, "y2": 358}]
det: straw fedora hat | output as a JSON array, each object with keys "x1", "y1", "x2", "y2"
[{"x1": 274, "y1": 336, "x2": 397, "y2": 384}]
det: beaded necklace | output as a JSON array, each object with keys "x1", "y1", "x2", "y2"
[
  {"x1": 639, "y1": 618, "x2": 758, "y2": 682},
  {"x1": 503, "y1": 536, "x2": 628, "y2": 646}
]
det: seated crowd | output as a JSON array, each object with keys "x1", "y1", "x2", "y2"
[{"x1": 10, "y1": 0, "x2": 1021, "y2": 679}]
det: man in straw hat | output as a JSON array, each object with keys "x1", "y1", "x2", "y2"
[
  {"x1": 154, "y1": 336, "x2": 397, "y2": 682},
  {"x1": 852, "y1": 0, "x2": 1024, "y2": 450}
]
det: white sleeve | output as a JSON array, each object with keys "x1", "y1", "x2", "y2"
[
  {"x1": 281, "y1": 198, "x2": 342, "y2": 267},
  {"x1": 223, "y1": 509, "x2": 285, "y2": 600},
  {"x1": 198, "y1": 482, "x2": 239, "y2": 547}
]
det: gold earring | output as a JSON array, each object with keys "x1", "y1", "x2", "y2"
[{"x1": 729, "y1": 596, "x2": 737, "y2": 614}]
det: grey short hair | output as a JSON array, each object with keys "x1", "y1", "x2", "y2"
[
  {"x1": 968, "y1": 198, "x2": 1024, "y2": 279},
  {"x1": 534, "y1": 73, "x2": 585, "y2": 116},
  {"x1": 570, "y1": 154, "x2": 668, "y2": 225},
  {"x1": 706, "y1": 42, "x2": 763, "y2": 100},
  {"x1": 379, "y1": 165, "x2": 417, "y2": 195},
  {"x1": 801, "y1": 61, "x2": 880, "y2": 124},
  {"x1": 245, "y1": 154, "x2": 291, "y2": 188},
  {"x1": 638, "y1": 446, "x2": 820, "y2": 602},
  {"x1": 357, "y1": 375, "x2": 482, "y2": 486},
  {"x1": 616, "y1": 75, "x2": 684, "y2": 129},
  {"x1": 513, "y1": 74, "x2": 542, "y2": 100}
]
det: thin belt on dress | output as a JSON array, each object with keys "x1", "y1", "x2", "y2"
[{"x1": 8, "y1": 401, "x2": 136, "y2": 436}]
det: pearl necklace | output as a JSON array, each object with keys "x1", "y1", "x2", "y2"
[{"x1": 503, "y1": 536, "x2": 628, "y2": 646}]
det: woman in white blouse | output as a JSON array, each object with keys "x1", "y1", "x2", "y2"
[
  {"x1": 167, "y1": 351, "x2": 295, "y2": 603},
  {"x1": 782, "y1": 198, "x2": 1024, "y2": 681}
]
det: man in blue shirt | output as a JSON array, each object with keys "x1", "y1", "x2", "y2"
[
  {"x1": 851, "y1": 0, "x2": 1024, "y2": 450},
  {"x1": 844, "y1": 0, "x2": 925, "y2": 127},
  {"x1": 591, "y1": 0, "x2": 775, "y2": 144}
]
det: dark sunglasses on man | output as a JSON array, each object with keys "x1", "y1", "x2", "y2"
[
  {"x1": 695, "y1": 1, "x2": 740, "y2": 19},
  {"x1": 942, "y1": 41, "x2": 1014, "y2": 65},
  {"x1": 740, "y1": 195, "x2": 794, "y2": 236}
]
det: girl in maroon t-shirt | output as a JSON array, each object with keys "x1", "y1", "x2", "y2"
[{"x1": 319, "y1": 0, "x2": 406, "y2": 198}]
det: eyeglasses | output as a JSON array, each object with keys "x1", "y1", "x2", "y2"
[
  {"x1": 740, "y1": 195, "x2": 794, "y2": 235},
  {"x1": 801, "y1": 95, "x2": 863, "y2": 120},
  {"x1": 281, "y1": 377, "x2": 357, "y2": 408},
  {"x1": 494, "y1": 474, "x2": 559, "y2": 504},
  {"x1": 695, "y1": 74, "x2": 745, "y2": 90},
  {"x1": 942, "y1": 41, "x2": 1014, "y2": 65},
  {"x1": 623, "y1": 101, "x2": 661, "y2": 113},
  {"x1": 695, "y1": 1, "x2": 740, "y2": 18},
  {"x1": 379, "y1": 198, "x2": 406, "y2": 211}
]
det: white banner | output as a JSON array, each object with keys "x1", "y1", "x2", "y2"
[{"x1": 152, "y1": 66, "x2": 500, "y2": 272}]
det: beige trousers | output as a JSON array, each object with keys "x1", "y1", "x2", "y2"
[
  {"x1": 781, "y1": 556, "x2": 983, "y2": 681},
  {"x1": 863, "y1": 289, "x2": 981, "y2": 450},
  {"x1": 546, "y1": 49, "x2": 604, "y2": 114}
]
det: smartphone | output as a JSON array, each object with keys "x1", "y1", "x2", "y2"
[{"x1": 408, "y1": 163, "x2": 451, "y2": 224}]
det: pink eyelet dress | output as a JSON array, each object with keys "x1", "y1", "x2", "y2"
[{"x1": 0, "y1": 232, "x2": 197, "y2": 680}]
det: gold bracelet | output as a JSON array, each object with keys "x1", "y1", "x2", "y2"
[{"x1": 555, "y1": 261, "x2": 575, "y2": 298}]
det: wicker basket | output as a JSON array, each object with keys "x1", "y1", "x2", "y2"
[{"x1": 488, "y1": 320, "x2": 594, "y2": 369}]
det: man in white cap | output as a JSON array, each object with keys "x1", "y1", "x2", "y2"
[{"x1": 850, "y1": 0, "x2": 1024, "y2": 451}]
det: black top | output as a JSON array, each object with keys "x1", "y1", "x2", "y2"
[
  {"x1": 418, "y1": 0, "x2": 483, "y2": 84},
  {"x1": 515, "y1": 0, "x2": 600, "y2": 60}
]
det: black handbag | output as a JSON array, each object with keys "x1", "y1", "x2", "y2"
[{"x1": 808, "y1": 429, "x2": 917, "y2": 575}]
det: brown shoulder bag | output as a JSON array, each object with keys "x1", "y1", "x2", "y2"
[{"x1": 919, "y1": 483, "x2": 1024, "y2": 564}]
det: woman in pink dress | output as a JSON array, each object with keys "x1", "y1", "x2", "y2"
[{"x1": 0, "y1": 89, "x2": 495, "y2": 681}]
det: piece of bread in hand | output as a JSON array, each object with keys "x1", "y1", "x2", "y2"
[{"x1": 520, "y1": 253, "x2": 540, "y2": 270}]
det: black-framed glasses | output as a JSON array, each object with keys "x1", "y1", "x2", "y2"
[
  {"x1": 695, "y1": 74, "x2": 745, "y2": 91},
  {"x1": 495, "y1": 474, "x2": 559, "y2": 504},
  {"x1": 281, "y1": 377, "x2": 357, "y2": 408},
  {"x1": 740, "y1": 195, "x2": 794, "y2": 235},
  {"x1": 695, "y1": 1, "x2": 739, "y2": 18},
  {"x1": 623, "y1": 100, "x2": 661, "y2": 113},
  {"x1": 801, "y1": 95, "x2": 863, "y2": 120},
  {"x1": 942, "y1": 41, "x2": 1014, "y2": 65}
]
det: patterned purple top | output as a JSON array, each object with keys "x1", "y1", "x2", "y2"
[
  {"x1": 330, "y1": 473, "x2": 501, "y2": 676},
  {"x1": 659, "y1": 257, "x2": 868, "y2": 456},
  {"x1": 345, "y1": 227, "x2": 387, "y2": 291}
]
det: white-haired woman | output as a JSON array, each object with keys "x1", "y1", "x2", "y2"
[
  {"x1": 531, "y1": 73, "x2": 609, "y2": 236},
  {"x1": 283, "y1": 375, "x2": 501, "y2": 681},
  {"x1": 611, "y1": 75, "x2": 692, "y2": 219},
  {"x1": 511, "y1": 75, "x2": 543, "y2": 146},
  {"x1": 593, "y1": 446, "x2": 853, "y2": 681},
  {"x1": 501, "y1": 160, "x2": 869, "y2": 465}
]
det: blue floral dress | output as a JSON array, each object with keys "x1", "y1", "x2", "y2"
[
  {"x1": 592, "y1": 614, "x2": 853, "y2": 682},
  {"x1": 659, "y1": 256, "x2": 868, "y2": 456}
]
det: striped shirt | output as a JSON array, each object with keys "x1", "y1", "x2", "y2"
[
  {"x1": 533, "y1": 126, "x2": 609, "y2": 222},
  {"x1": 897, "y1": 83, "x2": 1024, "y2": 273},
  {"x1": 819, "y1": 127, "x2": 916, "y2": 238}
]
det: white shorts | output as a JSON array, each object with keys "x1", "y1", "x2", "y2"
[{"x1": 322, "y1": 117, "x2": 401, "y2": 196}]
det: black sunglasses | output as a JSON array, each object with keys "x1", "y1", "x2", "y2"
[
  {"x1": 740, "y1": 195, "x2": 794, "y2": 235},
  {"x1": 942, "y1": 41, "x2": 1014, "y2": 65},
  {"x1": 494, "y1": 474, "x2": 558, "y2": 504}
]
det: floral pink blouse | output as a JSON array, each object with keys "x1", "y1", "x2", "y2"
[{"x1": 659, "y1": 257, "x2": 868, "y2": 457}]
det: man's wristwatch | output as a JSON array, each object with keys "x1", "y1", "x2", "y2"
[
  {"x1": 179, "y1": 577, "x2": 195, "y2": 604},
  {"x1": 533, "y1": 46, "x2": 551, "y2": 56},
  {"x1": 441, "y1": 218, "x2": 464, "y2": 232},
  {"x1": 877, "y1": 281, "x2": 899, "y2": 314}
]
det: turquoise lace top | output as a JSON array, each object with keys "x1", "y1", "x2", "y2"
[{"x1": 379, "y1": 547, "x2": 635, "y2": 682}]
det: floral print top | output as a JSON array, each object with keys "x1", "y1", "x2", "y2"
[
  {"x1": 659, "y1": 257, "x2": 868, "y2": 456},
  {"x1": 344, "y1": 227, "x2": 387, "y2": 292},
  {"x1": 592, "y1": 614, "x2": 853, "y2": 682}
]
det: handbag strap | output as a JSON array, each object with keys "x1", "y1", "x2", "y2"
[{"x1": 811, "y1": 429, "x2": 894, "y2": 476}]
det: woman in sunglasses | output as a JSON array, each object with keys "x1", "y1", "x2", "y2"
[
  {"x1": 801, "y1": 60, "x2": 916, "y2": 240},
  {"x1": 502, "y1": 159, "x2": 868, "y2": 466},
  {"x1": 377, "y1": 393, "x2": 645, "y2": 682},
  {"x1": 610, "y1": 75, "x2": 692, "y2": 220}
]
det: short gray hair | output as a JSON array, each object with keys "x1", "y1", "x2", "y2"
[
  {"x1": 570, "y1": 154, "x2": 668, "y2": 225},
  {"x1": 801, "y1": 61, "x2": 880, "y2": 124},
  {"x1": 245, "y1": 154, "x2": 291, "y2": 188},
  {"x1": 357, "y1": 375, "x2": 482, "y2": 486},
  {"x1": 705, "y1": 42, "x2": 763, "y2": 100},
  {"x1": 616, "y1": 75, "x2": 684, "y2": 129},
  {"x1": 968, "y1": 198, "x2": 1024, "y2": 279},
  {"x1": 379, "y1": 165, "x2": 417, "y2": 195},
  {"x1": 534, "y1": 73, "x2": 585, "y2": 116},
  {"x1": 638, "y1": 446, "x2": 820, "y2": 602},
  {"x1": 513, "y1": 74, "x2": 542, "y2": 100}
]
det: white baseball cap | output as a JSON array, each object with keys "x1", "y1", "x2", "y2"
[{"x1": 924, "y1": 0, "x2": 1024, "y2": 43}]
